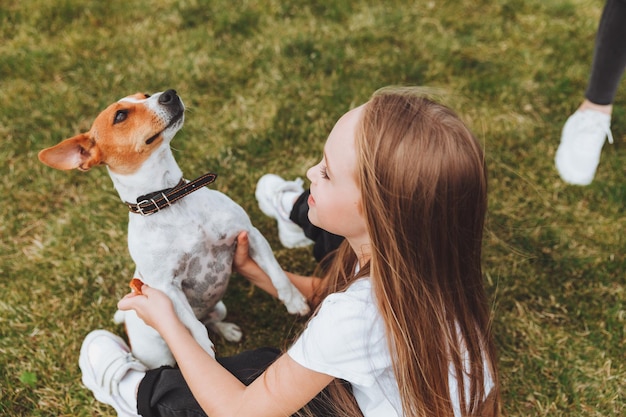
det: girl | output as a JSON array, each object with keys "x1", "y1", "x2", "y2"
[{"x1": 79, "y1": 86, "x2": 499, "y2": 417}]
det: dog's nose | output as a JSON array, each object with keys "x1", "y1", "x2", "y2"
[{"x1": 158, "y1": 89, "x2": 178, "y2": 105}]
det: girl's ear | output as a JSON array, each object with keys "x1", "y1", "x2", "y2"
[{"x1": 38, "y1": 133, "x2": 102, "y2": 171}]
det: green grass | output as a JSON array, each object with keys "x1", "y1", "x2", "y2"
[{"x1": 1, "y1": 0, "x2": 624, "y2": 415}]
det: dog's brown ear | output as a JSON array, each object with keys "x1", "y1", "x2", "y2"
[{"x1": 38, "y1": 133, "x2": 102, "y2": 171}]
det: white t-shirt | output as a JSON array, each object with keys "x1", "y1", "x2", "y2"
[
  {"x1": 288, "y1": 277, "x2": 494, "y2": 417},
  {"x1": 288, "y1": 278, "x2": 402, "y2": 416}
]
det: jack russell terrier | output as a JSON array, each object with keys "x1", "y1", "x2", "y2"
[{"x1": 38, "y1": 90, "x2": 309, "y2": 368}]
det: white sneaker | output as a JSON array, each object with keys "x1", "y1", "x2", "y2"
[
  {"x1": 79, "y1": 330, "x2": 147, "y2": 417},
  {"x1": 255, "y1": 174, "x2": 313, "y2": 248},
  {"x1": 555, "y1": 109, "x2": 613, "y2": 185}
]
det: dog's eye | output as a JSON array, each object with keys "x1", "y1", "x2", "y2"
[
  {"x1": 114, "y1": 110, "x2": 128, "y2": 124},
  {"x1": 144, "y1": 93, "x2": 151, "y2": 98}
]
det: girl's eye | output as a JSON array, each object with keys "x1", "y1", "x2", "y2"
[
  {"x1": 114, "y1": 109, "x2": 128, "y2": 124},
  {"x1": 320, "y1": 165, "x2": 329, "y2": 179}
]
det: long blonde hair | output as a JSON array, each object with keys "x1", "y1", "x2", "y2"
[{"x1": 313, "y1": 87, "x2": 499, "y2": 416}]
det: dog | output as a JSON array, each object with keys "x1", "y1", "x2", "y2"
[{"x1": 38, "y1": 90, "x2": 309, "y2": 368}]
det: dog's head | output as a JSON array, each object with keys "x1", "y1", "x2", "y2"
[{"x1": 38, "y1": 89, "x2": 185, "y2": 175}]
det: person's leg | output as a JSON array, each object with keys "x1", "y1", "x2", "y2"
[
  {"x1": 137, "y1": 367, "x2": 203, "y2": 417},
  {"x1": 255, "y1": 174, "x2": 314, "y2": 248},
  {"x1": 255, "y1": 174, "x2": 343, "y2": 260},
  {"x1": 137, "y1": 348, "x2": 281, "y2": 417},
  {"x1": 81, "y1": 330, "x2": 338, "y2": 417},
  {"x1": 138, "y1": 347, "x2": 337, "y2": 417},
  {"x1": 585, "y1": 0, "x2": 626, "y2": 105},
  {"x1": 555, "y1": 0, "x2": 626, "y2": 185}
]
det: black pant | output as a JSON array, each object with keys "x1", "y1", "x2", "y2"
[
  {"x1": 585, "y1": 0, "x2": 626, "y2": 105},
  {"x1": 137, "y1": 348, "x2": 335, "y2": 417}
]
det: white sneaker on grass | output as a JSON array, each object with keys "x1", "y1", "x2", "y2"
[
  {"x1": 79, "y1": 330, "x2": 147, "y2": 417},
  {"x1": 555, "y1": 109, "x2": 613, "y2": 185},
  {"x1": 255, "y1": 174, "x2": 313, "y2": 248}
]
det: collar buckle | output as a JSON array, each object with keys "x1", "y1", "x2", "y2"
[{"x1": 125, "y1": 172, "x2": 217, "y2": 216}]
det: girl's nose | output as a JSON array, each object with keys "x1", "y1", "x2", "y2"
[{"x1": 306, "y1": 164, "x2": 316, "y2": 183}]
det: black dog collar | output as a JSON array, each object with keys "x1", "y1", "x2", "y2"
[{"x1": 125, "y1": 172, "x2": 217, "y2": 216}]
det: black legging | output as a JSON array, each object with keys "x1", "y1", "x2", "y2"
[
  {"x1": 137, "y1": 348, "x2": 336, "y2": 417},
  {"x1": 137, "y1": 348, "x2": 279, "y2": 417},
  {"x1": 585, "y1": 0, "x2": 626, "y2": 105}
]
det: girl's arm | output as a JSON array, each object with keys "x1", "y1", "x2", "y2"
[
  {"x1": 234, "y1": 231, "x2": 322, "y2": 301},
  {"x1": 118, "y1": 287, "x2": 333, "y2": 417}
]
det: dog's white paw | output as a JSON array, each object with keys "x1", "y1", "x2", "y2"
[
  {"x1": 212, "y1": 322, "x2": 243, "y2": 343},
  {"x1": 283, "y1": 292, "x2": 310, "y2": 316},
  {"x1": 198, "y1": 336, "x2": 216, "y2": 358}
]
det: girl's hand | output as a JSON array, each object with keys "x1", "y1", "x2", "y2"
[
  {"x1": 233, "y1": 231, "x2": 283, "y2": 298},
  {"x1": 233, "y1": 231, "x2": 265, "y2": 280},
  {"x1": 117, "y1": 284, "x2": 179, "y2": 334}
]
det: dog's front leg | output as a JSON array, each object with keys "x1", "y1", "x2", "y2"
[
  {"x1": 118, "y1": 309, "x2": 176, "y2": 368},
  {"x1": 246, "y1": 227, "x2": 310, "y2": 315},
  {"x1": 114, "y1": 269, "x2": 176, "y2": 368},
  {"x1": 165, "y1": 284, "x2": 216, "y2": 358}
]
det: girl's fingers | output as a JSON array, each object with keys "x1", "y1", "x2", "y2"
[
  {"x1": 234, "y1": 231, "x2": 250, "y2": 262},
  {"x1": 236, "y1": 231, "x2": 249, "y2": 249},
  {"x1": 118, "y1": 285, "x2": 148, "y2": 309},
  {"x1": 117, "y1": 296, "x2": 132, "y2": 310}
]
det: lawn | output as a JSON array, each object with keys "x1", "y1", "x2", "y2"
[{"x1": 1, "y1": 0, "x2": 624, "y2": 415}]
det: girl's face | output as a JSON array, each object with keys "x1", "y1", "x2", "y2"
[{"x1": 306, "y1": 105, "x2": 369, "y2": 254}]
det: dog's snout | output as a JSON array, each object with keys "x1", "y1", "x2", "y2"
[{"x1": 158, "y1": 89, "x2": 179, "y2": 105}]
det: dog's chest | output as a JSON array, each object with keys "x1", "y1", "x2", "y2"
[
  {"x1": 133, "y1": 230, "x2": 236, "y2": 319},
  {"x1": 127, "y1": 211, "x2": 239, "y2": 320},
  {"x1": 126, "y1": 188, "x2": 251, "y2": 319},
  {"x1": 175, "y1": 238, "x2": 236, "y2": 318}
]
